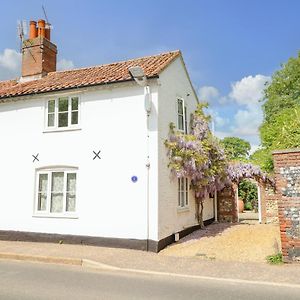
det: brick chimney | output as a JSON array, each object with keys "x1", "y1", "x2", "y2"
[{"x1": 21, "y1": 19, "x2": 57, "y2": 81}]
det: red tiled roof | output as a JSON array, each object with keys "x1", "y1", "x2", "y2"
[{"x1": 0, "y1": 50, "x2": 181, "y2": 101}]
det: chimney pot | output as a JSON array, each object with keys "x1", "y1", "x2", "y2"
[
  {"x1": 45, "y1": 25, "x2": 51, "y2": 40},
  {"x1": 29, "y1": 20, "x2": 37, "y2": 39},
  {"x1": 37, "y1": 19, "x2": 46, "y2": 38}
]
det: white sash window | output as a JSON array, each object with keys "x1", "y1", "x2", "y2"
[
  {"x1": 35, "y1": 168, "x2": 77, "y2": 217},
  {"x1": 46, "y1": 96, "x2": 80, "y2": 130}
]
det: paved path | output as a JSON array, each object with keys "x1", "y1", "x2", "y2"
[
  {"x1": 1, "y1": 260, "x2": 300, "y2": 300},
  {"x1": 0, "y1": 240, "x2": 300, "y2": 286}
]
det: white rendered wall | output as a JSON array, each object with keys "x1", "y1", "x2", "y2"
[
  {"x1": 0, "y1": 82, "x2": 159, "y2": 241},
  {"x1": 157, "y1": 57, "x2": 214, "y2": 240}
]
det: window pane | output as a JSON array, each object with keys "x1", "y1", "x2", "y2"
[
  {"x1": 52, "y1": 172, "x2": 64, "y2": 191},
  {"x1": 177, "y1": 99, "x2": 183, "y2": 114},
  {"x1": 185, "y1": 179, "x2": 189, "y2": 206},
  {"x1": 50, "y1": 172, "x2": 64, "y2": 213},
  {"x1": 58, "y1": 112, "x2": 68, "y2": 127},
  {"x1": 66, "y1": 193, "x2": 76, "y2": 212},
  {"x1": 48, "y1": 100, "x2": 55, "y2": 113},
  {"x1": 48, "y1": 113, "x2": 55, "y2": 127},
  {"x1": 178, "y1": 178, "x2": 181, "y2": 206},
  {"x1": 66, "y1": 173, "x2": 76, "y2": 212},
  {"x1": 67, "y1": 173, "x2": 76, "y2": 191},
  {"x1": 38, "y1": 174, "x2": 48, "y2": 192},
  {"x1": 58, "y1": 98, "x2": 68, "y2": 112},
  {"x1": 184, "y1": 107, "x2": 188, "y2": 134},
  {"x1": 38, "y1": 193, "x2": 47, "y2": 211},
  {"x1": 180, "y1": 191, "x2": 184, "y2": 207},
  {"x1": 71, "y1": 97, "x2": 78, "y2": 110},
  {"x1": 51, "y1": 193, "x2": 63, "y2": 213},
  {"x1": 71, "y1": 112, "x2": 78, "y2": 125},
  {"x1": 38, "y1": 174, "x2": 48, "y2": 211},
  {"x1": 178, "y1": 115, "x2": 184, "y2": 130}
]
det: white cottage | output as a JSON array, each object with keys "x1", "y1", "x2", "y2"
[{"x1": 0, "y1": 19, "x2": 215, "y2": 252}]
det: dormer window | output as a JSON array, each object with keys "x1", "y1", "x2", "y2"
[{"x1": 46, "y1": 96, "x2": 79, "y2": 130}]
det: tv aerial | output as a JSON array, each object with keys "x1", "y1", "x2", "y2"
[
  {"x1": 42, "y1": 5, "x2": 53, "y2": 31},
  {"x1": 17, "y1": 20, "x2": 28, "y2": 51}
]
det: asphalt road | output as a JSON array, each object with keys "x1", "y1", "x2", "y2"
[{"x1": 0, "y1": 260, "x2": 299, "y2": 300}]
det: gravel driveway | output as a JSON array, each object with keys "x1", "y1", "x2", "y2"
[{"x1": 160, "y1": 223, "x2": 281, "y2": 263}]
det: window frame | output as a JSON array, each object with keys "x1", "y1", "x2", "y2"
[
  {"x1": 34, "y1": 167, "x2": 78, "y2": 218},
  {"x1": 45, "y1": 96, "x2": 81, "y2": 131},
  {"x1": 178, "y1": 177, "x2": 189, "y2": 209},
  {"x1": 177, "y1": 98, "x2": 188, "y2": 134}
]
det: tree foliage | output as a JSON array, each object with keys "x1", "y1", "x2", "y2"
[
  {"x1": 250, "y1": 148, "x2": 273, "y2": 172},
  {"x1": 263, "y1": 52, "x2": 300, "y2": 122},
  {"x1": 221, "y1": 137, "x2": 251, "y2": 161},
  {"x1": 238, "y1": 180, "x2": 258, "y2": 210},
  {"x1": 252, "y1": 51, "x2": 300, "y2": 172}
]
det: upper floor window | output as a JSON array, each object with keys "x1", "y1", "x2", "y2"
[
  {"x1": 35, "y1": 168, "x2": 77, "y2": 217},
  {"x1": 177, "y1": 98, "x2": 187, "y2": 134},
  {"x1": 46, "y1": 96, "x2": 79, "y2": 129}
]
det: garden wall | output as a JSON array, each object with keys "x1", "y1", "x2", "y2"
[
  {"x1": 264, "y1": 187, "x2": 279, "y2": 224},
  {"x1": 217, "y1": 183, "x2": 278, "y2": 224},
  {"x1": 217, "y1": 185, "x2": 238, "y2": 223},
  {"x1": 273, "y1": 149, "x2": 300, "y2": 262}
]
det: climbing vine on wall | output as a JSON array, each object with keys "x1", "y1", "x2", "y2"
[
  {"x1": 165, "y1": 103, "x2": 274, "y2": 228},
  {"x1": 165, "y1": 103, "x2": 227, "y2": 227}
]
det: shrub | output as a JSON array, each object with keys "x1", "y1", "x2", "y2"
[
  {"x1": 238, "y1": 180, "x2": 258, "y2": 204},
  {"x1": 244, "y1": 202, "x2": 252, "y2": 211}
]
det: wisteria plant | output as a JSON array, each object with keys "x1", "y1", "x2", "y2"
[
  {"x1": 165, "y1": 103, "x2": 274, "y2": 228},
  {"x1": 165, "y1": 103, "x2": 227, "y2": 227}
]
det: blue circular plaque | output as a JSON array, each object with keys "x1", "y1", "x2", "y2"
[{"x1": 131, "y1": 176, "x2": 138, "y2": 183}]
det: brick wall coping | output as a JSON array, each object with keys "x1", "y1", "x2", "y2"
[{"x1": 272, "y1": 148, "x2": 300, "y2": 155}]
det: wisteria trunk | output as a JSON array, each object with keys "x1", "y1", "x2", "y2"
[{"x1": 195, "y1": 196, "x2": 205, "y2": 228}]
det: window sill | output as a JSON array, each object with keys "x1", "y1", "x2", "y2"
[
  {"x1": 33, "y1": 213, "x2": 79, "y2": 219},
  {"x1": 43, "y1": 127, "x2": 82, "y2": 133},
  {"x1": 177, "y1": 207, "x2": 190, "y2": 213}
]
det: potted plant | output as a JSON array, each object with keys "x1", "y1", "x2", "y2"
[{"x1": 238, "y1": 198, "x2": 244, "y2": 213}]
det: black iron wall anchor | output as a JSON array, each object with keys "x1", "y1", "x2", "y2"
[
  {"x1": 93, "y1": 150, "x2": 101, "y2": 160},
  {"x1": 32, "y1": 153, "x2": 39, "y2": 162}
]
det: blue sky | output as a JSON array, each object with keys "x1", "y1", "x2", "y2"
[{"x1": 0, "y1": 0, "x2": 299, "y2": 151}]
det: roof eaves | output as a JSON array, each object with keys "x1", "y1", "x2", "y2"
[{"x1": 0, "y1": 75, "x2": 159, "y2": 101}]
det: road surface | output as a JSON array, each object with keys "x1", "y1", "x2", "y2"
[{"x1": 0, "y1": 260, "x2": 299, "y2": 299}]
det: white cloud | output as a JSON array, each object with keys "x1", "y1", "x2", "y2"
[
  {"x1": 57, "y1": 59, "x2": 75, "y2": 71},
  {"x1": 214, "y1": 130, "x2": 231, "y2": 140},
  {"x1": 229, "y1": 74, "x2": 270, "y2": 107},
  {"x1": 198, "y1": 85, "x2": 230, "y2": 105},
  {"x1": 207, "y1": 109, "x2": 229, "y2": 128},
  {"x1": 250, "y1": 144, "x2": 261, "y2": 155},
  {"x1": 198, "y1": 86, "x2": 220, "y2": 103},
  {"x1": 215, "y1": 114, "x2": 229, "y2": 127},
  {"x1": 0, "y1": 48, "x2": 21, "y2": 80},
  {"x1": 231, "y1": 106, "x2": 263, "y2": 136},
  {"x1": 0, "y1": 48, "x2": 21, "y2": 70},
  {"x1": 207, "y1": 74, "x2": 271, "y2": 150},
  {"x1": 228, "y1": 75, "x2": 270, "y2": 139}
]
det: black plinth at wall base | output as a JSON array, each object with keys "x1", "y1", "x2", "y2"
[{"x1": 0, "y1": 218, "x2": 215, "y2": 253}]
